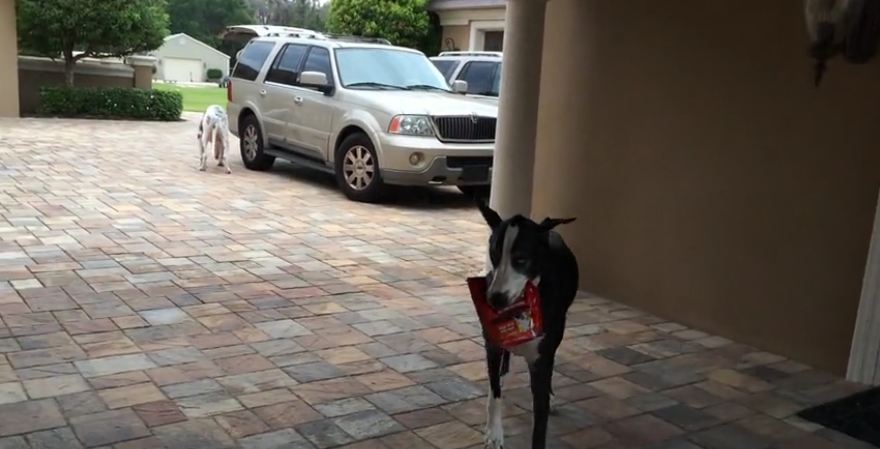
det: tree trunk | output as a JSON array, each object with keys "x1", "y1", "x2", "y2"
[
  {"x1": 64, "y1": 58, "x2": 76, "y2": 87},
  {"x1": 62, "y1": 43, "x2": 76, "y2": 88}
]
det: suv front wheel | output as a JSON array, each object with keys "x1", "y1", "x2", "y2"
[
  {"x1": 335, "y1": 133, "x2": 386, "y2": 202},
  {"x1": 240, "y1": 115, "x2": 275, "y2": 171}
]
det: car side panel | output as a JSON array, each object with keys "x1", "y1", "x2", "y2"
[
  {"x1": 255, "y1": 44, "x2": 291, "y2": 143},
  {"x1": 290, "y1": 47, "x2": 339, "y2": 160},
  {"x1": 328, "y1": 108, "x2": 388, "y2": 164},
  {"x1": 228, "y1": 41, "x2": 280, "y2": 147},
  {"x1": 291, "y1": 87, "x2": 335, "y2": 160}
]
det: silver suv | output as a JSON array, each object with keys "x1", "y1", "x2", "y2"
[
  {"x1": 430, "y1": 51, "x2": 502, "y2": 100},
  {"x1": 226, "y1": 34, "x2": 497, "y2": 202}
]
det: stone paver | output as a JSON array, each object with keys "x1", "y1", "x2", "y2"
[
  {"x1": 0, "y1": 399, "x2": 65, "y2": 436},
  {"x1": 70, "y1": 409, "x2": 150, "y2": 447},
  {"x1": 0, "y1": 116, "x2": 871, "y2": 448}
]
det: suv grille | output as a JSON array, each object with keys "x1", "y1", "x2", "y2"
[{"x1": 432, "y1": 116, "x2": 496, "y2": 143}]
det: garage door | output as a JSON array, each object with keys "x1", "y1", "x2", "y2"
[{"x1": 164, "y1": 58, "x2": 203, "y2": 82}]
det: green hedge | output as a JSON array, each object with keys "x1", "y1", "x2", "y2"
[
  {"x1": 207, "y1": 68, "x2": 223, "y2": 80},
  {"x1": 39, "y1": 87, "x2": 183, "y2": 121}
]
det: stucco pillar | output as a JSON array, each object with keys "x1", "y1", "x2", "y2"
[
  {"x1": 126, "y1": 55, "x2": 157, "y2": 89},
  {"x1": 488, "y1": 0, "x2": 547, "y2": 220},
  {"x1": 0, "y1": 0, "x2": 21, "y2": 117}
]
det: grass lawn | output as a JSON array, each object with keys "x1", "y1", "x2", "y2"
[{"x1": 154, "y1": 83, "x2": 226, "y2": 112}]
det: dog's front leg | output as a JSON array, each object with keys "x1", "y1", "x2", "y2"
[
  {"x1": 485, "y1": 344, "x2": 505, "y2": 449},
  {"x1": 218, "y1": 129, "x2": 231, "y2": 174},
  {"x1": 529, "y1": 359, "x2": 553, "y2": 449}
]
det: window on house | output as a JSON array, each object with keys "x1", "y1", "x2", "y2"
[{"x1": 483, "y1": 31, "x2": 504, "y2": 52}]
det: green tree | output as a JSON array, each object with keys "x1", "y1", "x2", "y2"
[
  {"x1": 248, "y1": 0, "x2": 328, "y2": 31},
  {"x1": 16, "y1": 0, "x2": 169, "y2": 87},
  {"x1": 326, "y1": 0, "x2": 430, "y2": 49},
  {"x1": 167, "y1": 0, "x2": 253, "y2": 48}
]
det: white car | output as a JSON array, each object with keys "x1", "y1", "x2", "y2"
[
  {"x1": 430, "y1": 51, "x2": 502, "y2": 100},
  {"x1": 225, "y1": 31, "x2": 497, "y2": 202}
]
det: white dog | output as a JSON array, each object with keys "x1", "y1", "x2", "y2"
[{"x1": 198, "y1": 105, "x2": 231, "y2": 174}]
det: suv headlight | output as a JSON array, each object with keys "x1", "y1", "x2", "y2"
[{"x1": 388, "y1": 115, "x2": 434, "y2": 137}]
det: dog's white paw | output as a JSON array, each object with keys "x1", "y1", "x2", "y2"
[
  {"x1": 484, "y1": 423, "x2": 504, "y2": 449},
  {"x1": 198, "y1": 166, "x2": 206, "y2": 172}
]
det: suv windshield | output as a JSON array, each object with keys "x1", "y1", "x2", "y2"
[
  {"x1": 459, "y1": 61, "x2": 501, "y2": 97},
  {"x1": 431, "y1": 59, "x2": 459, "y2": 80},
  {"x1": 336, "y1": 48, "x2": 449, "y2": 91}
]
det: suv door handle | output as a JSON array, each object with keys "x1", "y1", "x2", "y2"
[
  {"x1": 259, "y1": 89, "x2": 267, "y2": 96},
  {"x1": 293, "y1": 96, "x2": 304, "y2": 105}
]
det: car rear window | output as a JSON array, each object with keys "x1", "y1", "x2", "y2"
[
  {"x1": 232, "y1": 41, "x2": 275, "y2": 81},
  {"x1": 431, "y1": 59, "x2": 458, "y2": 80}
]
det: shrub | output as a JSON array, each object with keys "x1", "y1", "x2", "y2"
[
  {"x1": 207, "y1": 68, "x2": 223, "y2": 80},
  {"x1": 39, "y1": 87, "x2": 183, "y2": 121}
]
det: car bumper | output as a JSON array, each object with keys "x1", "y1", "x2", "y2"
[{"x1": 377, "y1": 134, "x2": 494, "y2": 186}]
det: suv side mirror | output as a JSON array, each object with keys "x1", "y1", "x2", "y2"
[
  {"x1": 300, "y1": 71, "x2": 332, "y2": 95},
  {"x1": 452, "y1": 79, "x2": 468, "y2": 94}
]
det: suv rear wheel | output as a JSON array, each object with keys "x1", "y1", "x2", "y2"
[
  {"x1": 335, "y1": 133, "x2": 386, "y2": 202},
  {"x1": 240, "y1": 115, "x2": 275, "y2": 171}
]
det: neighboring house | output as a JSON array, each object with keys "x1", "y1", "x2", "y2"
[
  {"x1": 151, "y1": 33, "x2": 230, "y2": 83},
  {"x1": 428, "y1": 0, "x2": 505, "y2": 52}
]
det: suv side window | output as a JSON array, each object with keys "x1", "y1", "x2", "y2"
[
  {"x1": 301, "y1": 47, "x2": 333, "y2": 86},
  {"x1": 265, "y1": 44, "x2": 308, "y2": 86},
  {"x1": 458, "y1": 61, "x2": 500, "y2": 96},
  {"x1": 232, "y1": 41, "x2": 275, "y2": 81}
]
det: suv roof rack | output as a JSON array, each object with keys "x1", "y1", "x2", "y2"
[
  {"x1": 223, "y1": 25, "x2": 325, "y2": 44},
  {"x1": 325, "y1": 34, "x2": 392, "y2": 45},
  {"x1": 438, "y1": 51, "x2": 502, "y2": 57},
  {"x1": 266, "y1": 31, "x2": 325, "y2": 38}
]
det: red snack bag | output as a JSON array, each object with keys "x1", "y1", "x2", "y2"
[{"x1": 467, "y1": 276, "x2": 544, "y2": 349}]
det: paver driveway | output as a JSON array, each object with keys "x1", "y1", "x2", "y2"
[{"x1": 0, "y1": 116, "x2": 872, "y2": 449}]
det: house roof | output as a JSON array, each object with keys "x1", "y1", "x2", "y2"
[
  {"x1": 160, "y1": 33, "x2": 229, "y2": 60},
  {"x1": 428, "y1": 0, "x2": 505, "y2": 11}
]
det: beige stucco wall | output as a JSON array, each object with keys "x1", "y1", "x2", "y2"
[
  {"x1": 441, "y1": 25, "x2": 471, "y2": 52},
  {"x1": 436, "y1": 7, "x2": 505, "y2": 51},
  {"x1": 436, "y1": 6, "x2": 506, "y2": 25},
  {"x1": 18, "y1": 57, "x2": 134, "y2": 114},
  {"x1": 532, "y1": 0, "x2": 880, "y2": 373},
  {"x1": 0, "y1": 0, "x2": 20, "y2": 117}
]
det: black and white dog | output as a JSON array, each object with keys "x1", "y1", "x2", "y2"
[
  {"x1": 477, "y1": 200, "x2": 579, "y2": 449},
  {"x1": 198, "y1": 105, "x2": 231, "y2": 174}
]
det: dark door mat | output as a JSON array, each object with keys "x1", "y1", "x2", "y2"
[{"x1": 798, "y1": 386, "x2": 880, "y2": 447}]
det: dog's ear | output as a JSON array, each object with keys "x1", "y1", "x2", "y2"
[
  {"x1": 477, "y1": 198, "x2": 502, "y2": 229},
  {"x1": 538, "y1": 217, "x2": 576, "y2": 231}
]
